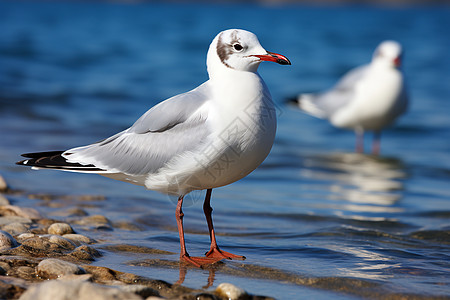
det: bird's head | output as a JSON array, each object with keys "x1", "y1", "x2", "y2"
[
  {"x1": 373, "y1": 40, "x2": 403, "y2": 68},
  {"x1": 207, "y1": 29, "x2": 291, "y2": 76}
]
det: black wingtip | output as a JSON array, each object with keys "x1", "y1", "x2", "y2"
[
  {"x1": 16, "y1": 160, "x2": 27, "y2": 166},
  {"x1": 20, "y1": 151, "x2": 64, "y2": 159},
  {"x1": 16, "y1": 150, "x2": 105, "y2": 172},
  {"x1": 285, "y1": 96, "x2": 300, "y2": 106}
]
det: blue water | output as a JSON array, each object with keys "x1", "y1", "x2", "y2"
[{"x1": 1, "y1": 1, "x2": 449, "y2": 299}]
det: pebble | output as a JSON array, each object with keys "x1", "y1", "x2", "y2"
[
  {"x1": 48, "y1": 235, "x2": 77, "y2": 250},
  {"x1": 0, "y1": 261, "x2": 12, "y2": 274},
  {"x1": 16, "y1": 233, "x2": 35, "y2": 242},
  {"x1": 49, "y1": 207, "x2": 88, "y2": 218},
  {"x1": 112, "y1": 220, "x2": 143, "y2": 231},
  {"x1": 195, "y1": 293, "x2": 219, "y2": 300},
  {"x1": 76, "y1": 195, "x2": 106, "y2": 201},
  {"x1": 72, "y1": 215, "x2": 112, "y2": 231},
  {"x1": 0, "y1": 216, "x2": 32, "y2": 227},
  {"x1": 2, "y1": 222, "x2": 30, "y2": 235},
  {"x1": 19, "y1": 280, "x2": 143, "y2": 300},
  {"x1": 118, "y1": 284, "x2": 160, "y2": 298},
  {"x1": 215, "y1": 282, "x2": 248, "y2": 300},
  {"x1": 69, "y1": 245, "x2": 101, "y2": 261},
  {"x1": 0, "y1": 194, "x2": 10, "y2": 205},
  {"x1": 0, "y1": 205, "x2": 42, "y2": 219},
  {"x1": 62, "y1": 234, "x2": 96, "y2": 245},
  {"x1": 16, "y1": 266, "x2": 36, "y2": 280},
  {"x1": 36, "y1": 258, "x2": 85, "y2": 279},
  {"x1": 0, "y1": 274, "x2": 31, "y2": 290},
  {"x1": 0, "y1": 174, "x2": 8, "y2": 192},
  {"x1": 0, "y1": 230, "x2": 19, "y2": 250},
  {"x1": 57, "y1": 273, "x2": 93, "y2": 282},
  {"x1": 48, "y1": 223, "x2": 75, "y2": 235},
  {"x1": 82, "y1": 265, "x2": 116, "y2": 282},
  {"x1": 20, "y1": 236, "x2": 53, "y2": 251}
]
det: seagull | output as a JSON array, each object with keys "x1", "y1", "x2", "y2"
[
  {"x1": 16, "y1": 29, "x2": 291, "y2": 267},
  {"x1": 289, "y1": 40, "x2": 408, "y2": 155}
]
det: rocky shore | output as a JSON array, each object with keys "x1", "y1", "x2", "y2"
[{"x1": 0, "y1": 174, "x2": 273, "y2": 300}]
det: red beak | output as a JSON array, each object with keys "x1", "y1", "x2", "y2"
[
  {"x1": 252, "y1": 51, "x2": 291, "y2": 65},
  {"x1": 394, "y1": 56, "x2": 401, "y2": 67}
]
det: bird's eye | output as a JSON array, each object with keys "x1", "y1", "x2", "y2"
[{"x1": 233, "y1": 43, "x2": 244, "y2": 51}]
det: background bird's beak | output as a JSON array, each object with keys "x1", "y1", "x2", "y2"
[
  {"x1": 252, "y1": 52, "x2": 291, "y2": 65},
  {"x1": 394, "y1": 56, "x2": 401, "y2": 67}
]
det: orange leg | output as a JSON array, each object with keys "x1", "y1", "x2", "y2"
[
  {"x1": 175, "y1": 195, "x2": 221, "y2": 267},
  {"x1": 203, "y1": 189, "x2": 246, "y2": 260}
]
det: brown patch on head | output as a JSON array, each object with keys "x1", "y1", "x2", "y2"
[{"x1": 216, "y1": 31, "x2": 240, "y2": 69}]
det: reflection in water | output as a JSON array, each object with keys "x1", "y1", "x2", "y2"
[
  {"x1": 127, "y1": 258, "x2": 224, "y2": 289},
  {"x1": 329, "y1": 245, "x2": 398, "y2": 280},
  {"x1": 128, "y1": 258, "x2": 389, "y2": 298},
  {"x1": 176, "y1": 262, "x2": 222, "y2": 289},
  {"x1": 301, "y1": 152, "x2": 407, "y2": 214},
  {"x1": 296, "y1": 152, "x2": 409, "y2": 280}
]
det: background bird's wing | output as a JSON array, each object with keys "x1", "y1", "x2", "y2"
[{"x1": 299, "y1": 65, "x2": 369, "y2": 118}]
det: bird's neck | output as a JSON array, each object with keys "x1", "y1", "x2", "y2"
[
  {"x1": 371, "y1": 59, "x2": 396, "y2": 71},
  {"x1": 209, "y1": 69, "x2": 266, "y2": 111}
]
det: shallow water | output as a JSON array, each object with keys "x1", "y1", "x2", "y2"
[{"x1": 1, "y1": 1, "x2": 449, "y2": 299}]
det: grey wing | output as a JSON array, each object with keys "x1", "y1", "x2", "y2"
[
  {"x1": 63, "y1": 83, "x2": 211, "y2": 176},
  {"x1": 130, "y1": 82, "x2": 210, "y2": 133},
  {"x1": 300, "y1": 65, "x2": 369, "y2": 118}
]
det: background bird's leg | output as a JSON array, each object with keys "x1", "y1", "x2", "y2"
[
  {"x1": 355, "y1": 128, "x2": 365, "y2": 153},
  {"x1": 203, "y1": 189, "x2": 245, "y2": 260},
  {"x1": 372, "y1": 131, "x2": 381, "y2": 155}
]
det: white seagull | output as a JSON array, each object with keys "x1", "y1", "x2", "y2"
[
  {"x1": 290, "y1": 40, "x2": 408, "y2": 155},
  {"x1": 17, "y1": 29, "x2": 291, "y2": 267}
]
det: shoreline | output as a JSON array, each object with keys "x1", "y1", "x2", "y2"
[
  {"x1": 0, "y1": 174, "x2": 272, "y2": 300},
  {"x1": 2, "y1": 173, "x2": 448, "y2": 300}
]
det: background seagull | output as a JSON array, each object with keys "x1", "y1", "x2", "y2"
[
  {"x1": 17, "y1": 29, "x2": 291, "y2": 267},
  {"x1": 289, "y1": 40, "x2": 408, "y2": 155}
]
